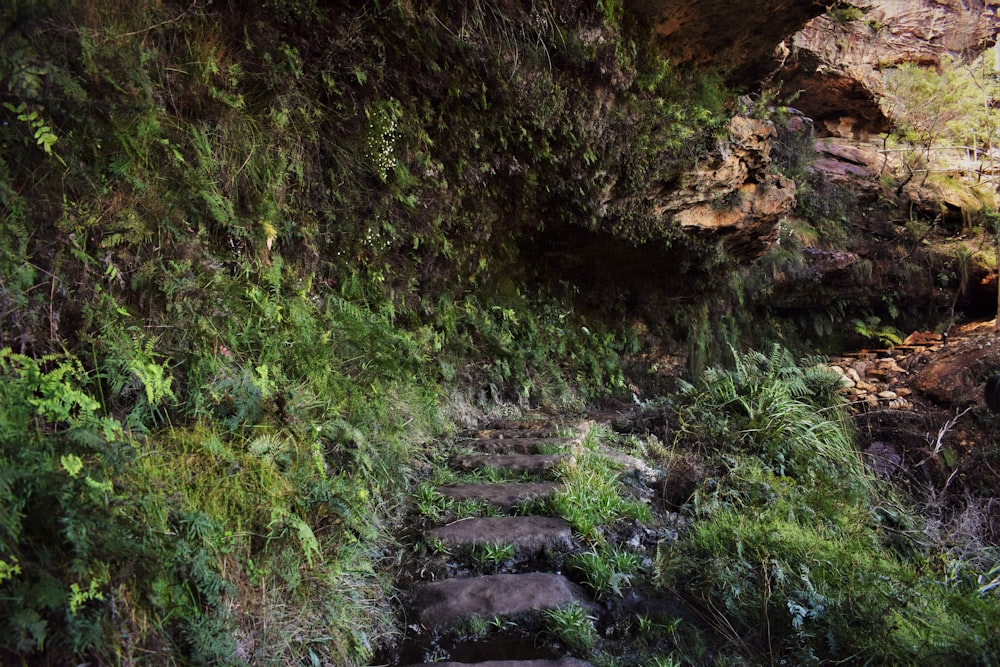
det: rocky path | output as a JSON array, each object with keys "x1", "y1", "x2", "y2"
[{"x1": 382, "y1": 418, "x2": 598, "y2": 667}]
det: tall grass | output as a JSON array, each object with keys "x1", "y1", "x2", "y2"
[
  {"x1": 660, "y1": 345, "x2": 1000, "y2": 664},
  {"x1": 548, "y1": 432, "x2": 652, "y2": 543}
]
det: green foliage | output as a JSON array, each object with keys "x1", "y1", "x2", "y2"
[
  {"x1": 1, "y1": 244, "x2": 444, "y2": 664},
  {"x1": 676, "y1": 344, "x2": 864, "y2": 489},
  {"x1": 662, "y1": 346, "x2": 1000, "y2": 663},
  {"x1": 566, "y1": 545, "x2": 643, "y2": 598},
  {"x1": 885, "y1": 53, "x2": 1000, "y2": 154},
  {"x1": 0, "y1": 349, "x2": 127, "y2": 658},
  {"x1": 544, "y1": 602, "x2": 598, "y2": 653},
  {"x1": 548, "y1": 444, "x2": 651, "y2": 543},
  {"x1": 2, "y1": 102, "x2": 62, "y2": 162},
  {"x1": 470, "y1": 542, "x2": 516, "y2": 570},
  {"x1": 0, "y1": 0, "x2": 736, "y2": 662},
  {"x1": 597, "y1": 0, "x2": 624, "y2": 26},
  {"x1": 434, "y1": 290, "x2": 633, "y2": 406},
  {"x1": 100, "y1": 328, "x2": 177, "y2": 430},
  {"x1": 415, "y1": 482, "x2": 452, "y2": 522},
  {"x1": 853, "y1": 315, "x2": 904, "y2": 347},
  {"x1": 826, "y1": 4, "x2": 865, "y2": 23}
]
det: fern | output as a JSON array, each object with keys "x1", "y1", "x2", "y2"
[
  {"x1": 0, "y1": 349, "x2": 136, "y2": 657},
  {"x1": 853, "y1": 316, "x2": 904, "y2": 347}
]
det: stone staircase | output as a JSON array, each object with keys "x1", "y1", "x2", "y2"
[{"x1": 386, "y1": 418, "x2": 598, "y2": 667}]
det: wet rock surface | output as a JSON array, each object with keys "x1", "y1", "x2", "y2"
[
  {"x1": 410, "y1": 573, "x2": 586, "y2": 629},
  {"x1": 426, "y1": 517, "x2": 574, "y2": 553}
]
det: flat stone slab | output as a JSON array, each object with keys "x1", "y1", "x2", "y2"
[
  {"x1": 450, "y1": 454, "x2": 568, "y2": 475},
  {"x1": 462, "y1": 427, "x2": 572, "y2": 439},
  {"x1": 455, "y1": 437, "x2": 576, "y2": 454},
  {"x1": 407, "y1": 659, "x2": 593, "y2": 667},
  {"x1": 427, "y1": 516, "x2": 573, "y2": 552},
  {"x1": 485, "y1": 419, "x2": 592, "y2": 436},
  {"x1": 438, "y1": 482, "x2": 559, "y2": 508},
  {"x1": 411, "y1": 573, "x2": 583, "y2": 628},
  {"x1": 485, "y1": 419, "x2": 565, "y2": 430}
]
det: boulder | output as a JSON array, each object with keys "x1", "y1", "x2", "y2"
[{"x1": 912, "y1": 334, "x2": 1000, "y2": 406}]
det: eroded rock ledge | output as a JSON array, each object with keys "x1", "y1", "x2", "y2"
[
  {"x1": 628, "y1": 0, "x2": 826, "y2": 81},
  {"x1": 661, "y1": 116, "x2": 796, "y2": 259},
  {"x1": 780, "y1": 0, "x2": 1000, "y2": 138}
]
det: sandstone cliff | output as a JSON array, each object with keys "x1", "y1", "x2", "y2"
[
  {"x1": 780, "y1": 0, "x2": 1000, "y2": 138},
  {"x1": 628, "y1": 0, "x2": 826, "y2": 81}
]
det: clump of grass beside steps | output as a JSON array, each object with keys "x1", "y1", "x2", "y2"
[{"x1": 546, "y1": 426, "x2": 654, "y2": 543}]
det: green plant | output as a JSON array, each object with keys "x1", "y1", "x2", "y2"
[
  {"x1": 470, "y1": 542, "x2": 516, "y2": 570},
  {"x1": 453, "y1": 499, "x2": 503, "y2": 518},
  {"x1": 549, "y1": 450, "x2": 651, "y2": 542},
  {"x1": 415, "y1": 482, "x2": 452, "y2": 521},
  {"x1": 0, "y1": 349, "x2": 127, "y2": 658},
  {"x1": 0, "y1": 0, "x2": 745, "y2": 663},
  {"x1": 427, "y1": 536, "x2": 451, "y2": 557},
  {"x1": 566, "y1": 545, "x2": 642, "y2": 598},
  {"x1": 101, "y1": 329, "x2": 177, "y2": 430},
  {"x1": 662, "y1": 346, "x2": 1000, "y2": 663},
  {"x1": 2, "y1": 102, "x2": 63, "y2": 163},
  {"x1": 676, "y1": 345, "x2": 865, "y2": 488},
  {"x1": 635, "y1": 614, "x2": 654, "y2": 636},
  {"x1": 469, "y1": 614, "x2": 489, "y2": 636},
  {"x1": 826, "y1": 5, "x2": 864, "y2": 23},
  {"x1": 853, "y1": 315, "x2": 904, "y2": 347},
  {"x1": 544, "y1": 602, "x2": 597, "y2": 653},
  {"x1": 646, "y1": 657, "x2": 681, "y2": 667}
]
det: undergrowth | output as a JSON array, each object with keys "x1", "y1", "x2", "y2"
[
  {"x1": 548, "y1": 430, "x2": 652, "y2": 543},
  {"x1": 0, "y1": 270, "x2": 444, "y2": 664},
  {"x1": 0, "y1": 0, "x2": 729, "y2": 662},
  {"x1": 661, "y1": 346, "x2": 1000, "y2": 664}
]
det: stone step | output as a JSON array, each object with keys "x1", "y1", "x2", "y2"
[
  {"x1": 409, "y1": 573, "x2": 585, "y2": 629},
  {"x1": 406, "y1": 659, "x2": 593, "y2": 667},
  {"x1": 481, "y1": 419, "x2": 592, "y2": 437},
  {"x1": 454, "y1": 437, "x2": 576, "y2": 454},
  {"x1": 483, "y1": 419, "x2": 564, "y2": 430},
  {"x1": 450, "y1": 453, "x2": 568, "y2": 475},
  {"x1": 427, "y1": 516, "x2": 573, "y2": 553},
  {"x1": 461, "y1": 427, "x2": 573, "y2": 439},
  {"x1": 438, "y1": 482, "x2": 559, "y2": 508}
]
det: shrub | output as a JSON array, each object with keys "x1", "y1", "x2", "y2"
[
  {"x1": 0, "y1": 349, "x2": 129, "y2": 659},
  {"x1": 661, "y1": 345, "x2": 1000, "y2": 663}
]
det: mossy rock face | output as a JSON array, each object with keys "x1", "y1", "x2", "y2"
[{"x1": 903, "y1": 175, "x2": 995, "y2": 226}]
